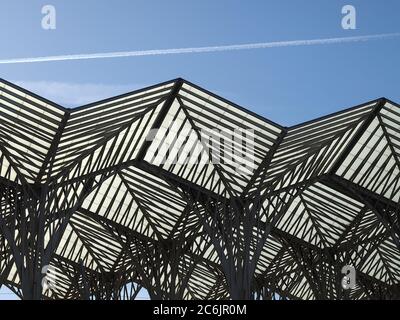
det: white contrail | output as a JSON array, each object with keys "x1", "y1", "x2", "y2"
[{"x1": 0, "y1": 33, "x2": 399, "y2": 64}]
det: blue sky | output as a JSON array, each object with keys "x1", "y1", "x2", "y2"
[
  {"x1": 1, "y1": 0, "x2": 399, "y2": 126},
  {"x1": 0, "y1": 0, "x2": 399, "y2": 299}
]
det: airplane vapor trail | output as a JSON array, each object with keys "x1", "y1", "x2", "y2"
[{"x1": 0, "y1": 33, "x2": 399, "y2": 64}]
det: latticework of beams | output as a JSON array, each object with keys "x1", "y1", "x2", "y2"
[{"x1": 0, "y1": 78, "x2": 399, "y2": 300}]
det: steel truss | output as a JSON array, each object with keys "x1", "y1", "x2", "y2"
[{"x1": 0, "y1": 78, "x2": 399, "y2": 300}]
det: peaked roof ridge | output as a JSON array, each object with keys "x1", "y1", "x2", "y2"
[
  {"x1": 0, "y1": 78, "x2": 68, "y2": 112},
  {"x1": 1, "y1": 77, "x2": 393, "y2": 132},
  {"x1": 70, "y1": 78, "x2": 182, "y2": 113},
  {"x1": 288, "y1": 97, "x2": 387, "y2": 131},
  {"x1": 179, "y1": 78, "x2": 285, "y2": 131}
]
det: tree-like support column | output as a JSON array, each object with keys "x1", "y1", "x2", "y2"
[
  {"x1": 179, "y1": 186, "x2": 301, "y2": 300},
  {"x1": 0, "y1": 171, "x2": 112, "y2": 299}
]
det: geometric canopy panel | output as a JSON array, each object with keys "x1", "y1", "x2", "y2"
[{"x1": 0, "y1": 78, "x2": 399, "y2": 300}]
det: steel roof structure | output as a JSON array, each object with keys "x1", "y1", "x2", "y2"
[{"x1": 0, "y1": 78, "x2": 399, "y2": 300}]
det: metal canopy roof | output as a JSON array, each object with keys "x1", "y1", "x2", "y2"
[{"x1": 0, "y1": 78, "x2": 399, "y2": 300}]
